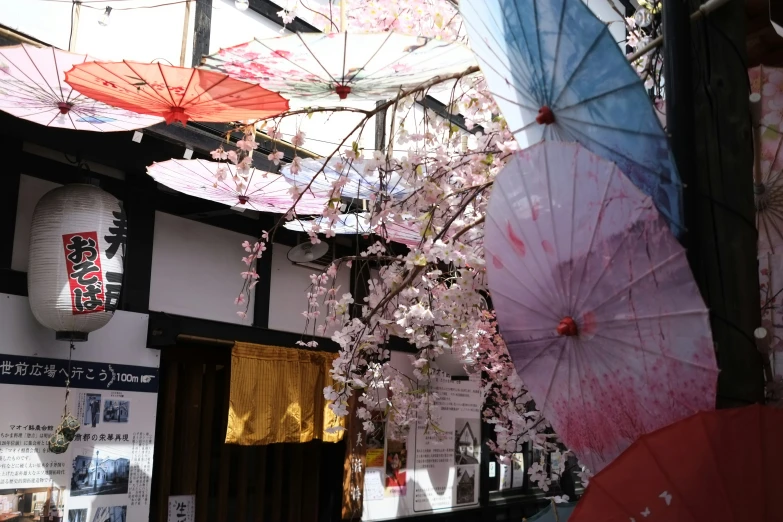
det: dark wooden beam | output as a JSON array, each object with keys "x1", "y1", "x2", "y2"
[
  {"x1": 195, "y1": 364, "x2": 215, "y2": 522},
  {"x1": 122, "y1": 171, "x2": 156, "y2": 313},
  {"x1": 252, "y1": 216, "x2": 275, "y2": 328},
  {"x1": 349, "y1": 257, "x2": 371, "y2": 319},
  {"x1": 418, "y1": 95, "x2": 482, "y2": 135},
  {"x1": 215, "y1": 363, "x2": 232, "y2": 522},
  {"x1": 0, "y1": 269, "x2": 27, "y2": 296},
  {"x1": 185, "y1": 122, "x2": 318, "y2": 164},
  {"x1": 153, "y1": 361, "x2": 179, "y2": 522},
  {"x1": 173, "y1": 362, "x2": 203, "y2": 494},
  {"x1": 675, "y1": 0, "x2": 766, "y2": 406},
  {"x1": 248, "y1": 0, "x2": 320, "y2": 32},
  {"x1": 147, "y1": 311, "x2": 415, "y2": 353},
  {"x1": 19, "y1": 151, "x2": 125, "y2": 199},
  {"x1": 148, "y1": 311, "x2": 342, "y2": 351},
  {"x1": 191, "y1": 0, "x2": 212, "y2": 67},
  {"x1": 0, "y1": 139, "x2": 22, "y2": 269}
]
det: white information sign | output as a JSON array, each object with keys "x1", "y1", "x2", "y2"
[
  {"x1": 362, "y1": 352, "x2": 482, "y2": 520},
  {"x1": 0, "y1": 294, "x2": 160, "y2": 522},
  {"x1": 167, "y1": 495, "x2": 195, "y2": 522}
]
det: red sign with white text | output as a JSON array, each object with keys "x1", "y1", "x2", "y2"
[{"x1": 62, "y1": 231, "x2": 106, "y2": 314}]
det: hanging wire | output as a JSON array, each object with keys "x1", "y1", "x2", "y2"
[
  {"x1": 41, "y1": 0, "x2": 192, "y2": 10},
  {"x1": 63, "y1": 341, "x2": 75, "y2": 419}
]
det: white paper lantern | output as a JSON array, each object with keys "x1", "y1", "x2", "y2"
[{"x1": 27, "y1": 184, "x2": 126, "y2": 341}]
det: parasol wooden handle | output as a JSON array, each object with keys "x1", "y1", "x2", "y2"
[
  {"x1": 340, "y1": 0, "x2": 347, "y2": 33},
  {"x1": 751, "y1": 93, "x2": 764, "y2": 187}
]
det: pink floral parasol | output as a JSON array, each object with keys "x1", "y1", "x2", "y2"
[
  {"x1": 0, "y1": 44, "x2": 162, "y2": 131},
  {"x1": 147, "y1": 158, "x2": 327, "y2": 214},
  {"x1": 485, "y1": 141, "x2": 718, "y2": 473},
  {"x1": 282, "y1": 212, "x2": 425, "y2": 246},
  {"x1": 200, "y1": 32, "x2": 476, "y2": 103}
]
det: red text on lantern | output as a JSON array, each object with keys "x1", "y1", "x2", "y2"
[{"x1": 62, "y1": 231, "x2": 106, "y2": 314}]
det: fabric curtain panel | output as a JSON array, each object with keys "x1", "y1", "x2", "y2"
[{"x1": 226, "y1": 342, "x2": 345, "y2": 445}]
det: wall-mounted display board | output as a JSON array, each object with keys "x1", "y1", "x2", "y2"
[
  {"x1": 0, "y1": 294, "x2": 160, "y2": 522},
  {"x1": 362, "y1": 352, "x2": 482, "y2": 520}
]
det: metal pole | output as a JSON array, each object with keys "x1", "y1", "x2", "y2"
[{"x1": 94, "y1": 451, "x2": 99, "y2": 490}]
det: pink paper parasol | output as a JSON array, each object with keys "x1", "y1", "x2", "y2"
[
  {"x1": 485, "y1": 141, "x2": 718, "y2": 473},
  {"x1": 0, "y1": 44, "x2": 162, "y2": 131},
  {"x1": 201, "y1": 32, "x2": 476, "y2": 103},
  {"x1": 282, "y1": 212, "x2": 425, "y2": 246},
  {"x1": 147, "y1": 159, "x2": 327, "y2": 214}
]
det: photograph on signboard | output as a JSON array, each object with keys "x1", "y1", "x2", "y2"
[
  {"x1": 92, "y1": 505, "x2": 127, "y2": 522},
  {"x1": 365, "y1": 413, "x2": 385, "y2": 468},
  {"x1": 384, "y1": 439, "x2": 407, "y2": 495},
  {"x1": 454, "y1": 418, "x2": 480, "y2": 465},
  {"x1": 83, "y1": 394, "x2": 102, "y2": 427},
  {"x1": 455, "y1": 466, "x2": 476, "y2": 505},
  {"x1": 69, "y1": 508, "x2": 88, "y2": 522},
  {"x1": 0, "y1": 487, "x2": 57, "y2": 520},
  {"x1": 103, "y1": 400, "x2": 130, "y2": 423},
  {"x1": 70, "y1": 446, "x2": 130, "y2": 497}
]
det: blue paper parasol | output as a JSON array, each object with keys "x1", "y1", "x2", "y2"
[
  {"x1": 284, "y1": 213, "x2": 373, "y2": 235},
  {"x1": 280, "y1": 156, "x2": 412, "y2": 200},
  {"x1": 461, "y1": 0, "x2": 683, "y2": 238}
]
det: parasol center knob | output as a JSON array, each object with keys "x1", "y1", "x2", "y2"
[
  {"x1": 335, "y1": 84, "x2": 352, "y2": 100},
  {"x1": 536, "y1": 106, "x2": 555, "y2": 125},
  {"x1": 57, "y1": 102, "x2": 72, "y2": 115},
  {"x1": 557, "y1": 316, "x2": 578, "y2": 337},
  {"x1": 237, "y1": 195, "x2": 249, "y2": 205}
]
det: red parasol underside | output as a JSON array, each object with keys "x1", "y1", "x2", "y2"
[
  {"x1": 571, "y1": 405, "x2": 783, "y2": 522},
  {"x1": 64, "y1": 61, "x2": 289, "y2": 125}
]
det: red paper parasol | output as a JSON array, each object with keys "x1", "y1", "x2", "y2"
[
  {"x1": 0, "y1": 44, "x2": 162, "y2": 131},
  {"x1": 147, "y1": 159, "x2": 327, "y2": 214},
  {"x1": 570, "y1": 405, "x2": 783, "y2": 522},
  {"x1": 64, "y1": 61, "x2": 289, "y2": 125},
  {"x1": 485, "y1": 142, "x2": 717, "y2": 473}
]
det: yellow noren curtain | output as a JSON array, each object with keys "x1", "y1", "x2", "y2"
[{"x1": 226, "y1": 342, "x2": 345, "y2": 445}]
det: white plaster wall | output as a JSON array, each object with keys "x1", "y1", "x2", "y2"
[
  {"x1": 148, "y1": 211, "x2": 256, "y2": 324},
  {"x1": 209, "y1": 0, "x2": 286, "y2": 53},
  {"x1": 0, "y1": 0, "x2": 193, "y2": 65},
  {"x1": 11, "y1": 174, "x2": 62, "y2": 272},
  {"x1": 268, "y1": 242, "x2": 350, "y2": 336}
]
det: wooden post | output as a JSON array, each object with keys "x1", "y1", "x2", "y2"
[
  {"x1": 191, "y1": 0, "x2": 213, "y2": 67},
  {"x1": 665, "y1": 0, "x2": 765, "y2": 406},
  {"x1": 340, "y1": 394, "x2": 364, "y2": 520},
  {"x1": 68, "y1": 1, "x2": 81, "y2": 52},
  {"x1": 155, "y1": 362, "x2": 179, "y2": 522},
  {"x1": 195, "y1": 364, "x2": 215, "y2": 522},
  {"x1": 179, "y1": 1, "x2": 192, "y2": 67},
  {"x1": 0, "y1": 139, "x2": 21, "y2": 270},
  {"x1": 216, "y1": 364, "x2": 232, "y2": 522}
]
